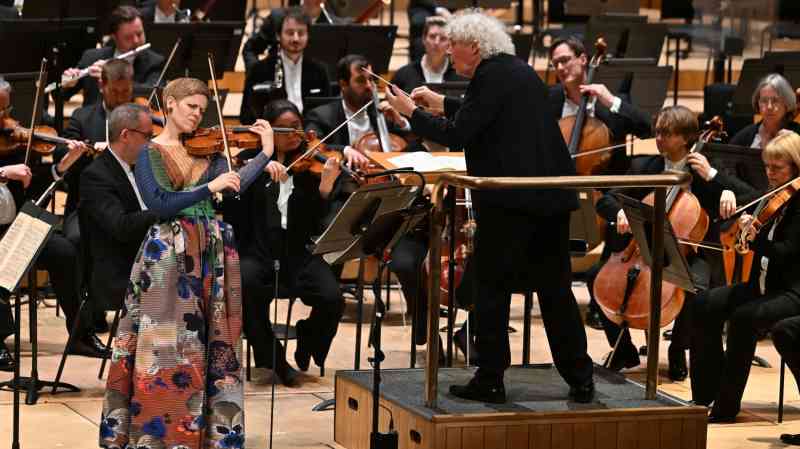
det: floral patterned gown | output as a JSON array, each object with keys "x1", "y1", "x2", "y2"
[{"x1": 100, "y1": 143, "x2": 269, "y2": 449}]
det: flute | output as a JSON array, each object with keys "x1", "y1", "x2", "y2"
[{"x1": 44, "y1": 43, "x2": 152, "y2": 94}]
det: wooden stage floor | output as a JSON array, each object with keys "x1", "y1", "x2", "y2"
[{"x1": 0, "y1": 281, "x2": 798, "y2": 448}]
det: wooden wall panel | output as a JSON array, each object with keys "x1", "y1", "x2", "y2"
[
  {"x1": 617, "y1": 422, "x2": 638, "y2": 449},
  {"x1": 462, "y1": 427, "x2": 484, "y2": 449},
  {"x1": 530, "y1": 424, "x2": 552, "y2": 449},
  {"x1": 573, "y1": 422, "x2": 595, "y2": 449},
  {"x1": 552, "y1": 423, "x2": 574, "y2": 449},
  {"x1": 446, "y1": 427, "x2": 462, "y2": 449},
  {"x1": 507, "y1": 425, "x2": 529, "y2": 448},
  {"x1": 595, "y1": 422, "x2": 618, "y2": 449},
  {"x1": 637, "y1": 420, "x2": 660, "y2": 449},
  {"x1": 659, "y1": 419, "x2": 683, "y2": 449},
  {"x1": 484, "y1": 427, "x2": 507, "y2": 449}
]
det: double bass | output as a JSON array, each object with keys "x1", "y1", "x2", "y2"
[{"x1": 593, "y1": 122, "x2": 724, "y2": 330}]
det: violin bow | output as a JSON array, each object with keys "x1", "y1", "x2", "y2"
[
  {"x1": 24, "y1": 58, "x2": 47, "y2": 168},
  {"x1": 147, "y1": 38, "x2": 182, "y2": 108},
  {"x1": 207, "y1": 52, "x2": 237, "y2": 201},
  {"x1": 722, "y1": 175, "x2": 800, "y2": 220},
  {"x1": 360, "y1": 66, "x2": 414, "y2": 102},
  {"x1": 265, "y1": 100, "x2": 374, "y2": 187}
]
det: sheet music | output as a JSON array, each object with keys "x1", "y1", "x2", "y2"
[
  {"x1": 388, "y1": 152, "x2": 466, "y2": 172},
  {"x1": 0, "y1": 212, "x2": 52, "y2": 292}
]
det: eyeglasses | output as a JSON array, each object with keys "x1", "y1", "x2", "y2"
[
  {"x1": 127, "y1": 128, "x2": 154, "y2": 140},
  {"x1": 549, "y1": 55, "x2": 575, "y2": 69},
  {"x1": 758, "y1": 97, "x2": 784, "y2": 108}
]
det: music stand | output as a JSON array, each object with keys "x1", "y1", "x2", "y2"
[
  {"x1": 703, "y1": 142, "x2": 768, "y2": 192},
  {"x1": 201, "y1": 88, "x2": 228, "y2": 128},
  {"x1": 569, "y1": 190, "x2": 603, "y2": 251},
  {"x1": 0, "y1": 19, "x2": 98, "y2": 75},
  {"x1": 594, "y1": 61, "x2": 673, "y2": 118},
  {"x1": 424, "y1": 81, "x2": 469, "y2": 99},
  {"x1": 564, "y1": 0, "x2": 640, "y2": 16},
  {"x1": 145, "y1": 22, "x2": 245, "y2": 81},
  {"x1": 306, "y1": 24, "x2": 397, "y2": 79},
  {"x1": 511, "y1": 32, "x2": 534, "y2": 62},
  {"x1": 2, "y1": 72, "x2": 46, "y2": 129},
  {"x1": 0, "y1": 201, "x2": 79, "y2": 449},
  {"x1": 619, "y1": 195, "x2": 695, "y2": 292}
]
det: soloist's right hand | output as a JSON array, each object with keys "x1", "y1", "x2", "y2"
[{"x1": 209, "y1": 171, "x2": 241, "y2": 193}]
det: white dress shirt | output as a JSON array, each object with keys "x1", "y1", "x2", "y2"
[
  {"x1": 281, "y1": 51, "x2": 304, "y2": 112},
  {"x1": 277, "y1": 175, "x2": 295, "y2": 229},
  {"x1": 109, "y1": 146, "x2": 148, "y2": 211},
  {"x1": 759, "y1": 213, "x2": 784, "y2": 295},
  {"x1": 343, "y1": 99, "x2": 372, "y2": 145},
  {"x1": 154, "y1": 6, "x2": 175, "y2": 23},
  {"x1": 421, "y1": 55, "x2": 448, "y2": 84}
]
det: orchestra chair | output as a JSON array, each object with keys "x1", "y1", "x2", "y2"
[{"x1": 244, "y1": 288, "x2": 304, "y2": 381}]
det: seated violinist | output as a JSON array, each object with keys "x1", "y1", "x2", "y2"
[
  {"x1": 229, "y1": 99, "x2": 345, "y2": 384},
  {"x1": 594, "y1": 106, "x2": 729, "y2": 378},
  {"x1": 61, "y1": 6, "x2": 164, "y2": 107},
  {"x1": 240, "y1": 7, "x2": 332, "y2": 124},
  {"x1": 729, "y1": 74, "x2": 800, "y2": 149},
  {"x1": 304, "y1": 54, "x2": 407, "y2": 168},
  {"x1": 690, "y1": 130, "x2": 800, "y2": 423},
  {"x1": 391, "y1": 16, "x2": 465, "y2": 93}
]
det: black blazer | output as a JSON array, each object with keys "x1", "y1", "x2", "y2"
[
  {"x1": 749, "y1": 193, "x2": 800, "y2": 296},
  {"x1": 390, "y1": 60, "x2": 466, "y2": 93},
  {"x1": 229, "y1": 168, "x2": 327, "y2": 276},
  {"x1": 729, "y1": 120, "x2": 800, "y2": 147},
  {"x1": 56, "y1": 102, "x2": 108, "y2": 217},
  {"x1": 596, "y1": 155, "x2": 724, "y2": 240},
  {"x1": 79, "y1": 149, "x2": 158, "y2": 309},
  {"x1": 241, "y1": 7, "x2": 340, "y2": 73},
  {"x1": 304, "y1": 98, "x2": 406, "y2": 151},
  {"x1": 239, "y1": 53, "x2": 331, "y2": 125},
  {"x1": 409, "y1": 53, "x2": 578, "y2": 216},
  {"x1": 62, "y1": 46, "x2": 165, "y2": 107}
]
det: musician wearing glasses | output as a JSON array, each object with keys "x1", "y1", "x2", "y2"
[
  {"x1": 60, "y1": 6, "x2": 165, "y2": 107},
  {"x1": 729, "y1": 74, "x2": 800, "y2": 149},
  {"x1": 240, "y1": 8, "x2": 332, "y2": 125}
]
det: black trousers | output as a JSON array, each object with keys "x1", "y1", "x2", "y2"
[
  {"x1": 473, "y1": 211, "x2": 594, "y2": 387},
  {"x1": 690, "y1": 282, "x2": 800, "y2": 417},
  {"x1": 0, "y1": 233, "x2": 85, "y2": 343},
  {"x1": 596, "y1": 255, "x2": 710, "y2": 363},
  {"x1": 388, "y1": 232, "x2": 428, "y2": 344},
  {"x1": 772, "y1": 315, "x2": 800, "y2": 393},
  {"x1": 240, "y1": 254, "x2": 344, "y2": 369}
]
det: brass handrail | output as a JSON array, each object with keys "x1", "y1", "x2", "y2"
[{"x1": 425, "y1": 172, "x2": 692, "y2": 408}]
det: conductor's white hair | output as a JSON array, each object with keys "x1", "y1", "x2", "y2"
[{"x1": 446, "y1": 10, "x2": 514, "y2": 59}]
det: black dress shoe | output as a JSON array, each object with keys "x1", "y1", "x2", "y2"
[
  {"x1": 606, "y1": 351, "x2": 639, "y2": 372},
  {"x1": 584, "y1": 309, "x2": 604, "y2": 330},
  {"x1": 0, "y1": 345, "x2": 15, "y2": 372},
  {"x1": 449, "y1": 375, "x2": 506, "y2": 404},
  {"x1": 68, "y1": 334, "x2": 110, "y2": 359},
  {"x1": 276, "y1": 364, "x2": 300, "y2": 387},
  {"x1": 707, "y1": 414, "x2": 736, "y2": 424},
  {"x1": 668, "y1": 346, "x2": 688, "y2": 381},
  {"x1": 781, "y1": 433, "x2": 800, "y2": 445},
  {"x1": 569, "y1": 381, "x2": 595, "y2": 403}
]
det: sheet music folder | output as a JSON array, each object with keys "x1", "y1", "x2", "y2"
[
  {"x1": 0, "y1": 202, "x2": 58, "y2": 294},
  {"x1": 618, "y1": 194, "x2": 696, "y2": 293},
  {"x1": 312, "y1": 182, "x2": 421, "y2": 265}
]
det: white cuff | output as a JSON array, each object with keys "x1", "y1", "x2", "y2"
[
  {"x1": 708, "y1": 167, "x2": 718, "y2": 181},
  {"x1": 610, "y1": 96, "x2": 622, "y2": 114},
  {"x1": 51, "y1": 164, "x2": 62, "y2": 182}
]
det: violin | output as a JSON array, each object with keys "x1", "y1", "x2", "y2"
[
  {"x1": 593, "y1": 121, "x2": 723, "y2": 330},
  {"x1": 285, "y1": 129, "x2": 350, "y2": 178},
  {"x1": 437, "y1": 189, "x2": 476, "y2": 308},
  {"x1": 354, "y1": 82, "x2": 408, "y2": 154},
  {"x1": 181, "y1": 126, "x2": 309, "y2": 157},
  {"x1": 721, "y1": 176, "x2": 800, "y2": 284},
  {"x1": 559, "y1": 38, "x2": 613, "y2": 176},
  {"x1": 0, "y1": 117, "x2": 74, "y2": 157}
]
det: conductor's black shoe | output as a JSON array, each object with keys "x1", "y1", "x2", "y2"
[
  {"x1": 780, "y1": 433, "x2": 800, "y2": 445},
  {"x1": 584, "y1": 309, "x2": 604, "y2": 330},
  {"x1": 707, "y1": 414, "x2": 736, "y2": 424},
  {"x1": 0, "y1": 345, "x2": 15, "y2": 372},
  {"x1": 68, "y1": 334, "x2": 110, "y2": 359},
  {"x1": 668, "y1": 346, "x2": 688, "y2": 381},
  {"x1": 606, "y1": 352, "x2": 639, "y2": 372},
  {"x1": 569, "y1": 381, "x2": 595, "y2": 403},
  {"x1": 449, "y1": 376, "x2": 506, "y2": 404}
]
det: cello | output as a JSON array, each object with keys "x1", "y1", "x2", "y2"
[{"x1": 593, "y1": 121, "x2": 724, "y2": 330}]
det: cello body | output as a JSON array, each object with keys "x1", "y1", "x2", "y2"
[{"x1": 593, "y1": 189, "x2": 709, "y2": 329}]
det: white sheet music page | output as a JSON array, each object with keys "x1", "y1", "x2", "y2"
[
  {"x1": 388, "y1": 152, "x2": 466, "y2": 172},
  {"x1": 0, "y1": 212, "x2": 51, "y2": 292}
]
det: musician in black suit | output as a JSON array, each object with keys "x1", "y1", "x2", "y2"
[
  {"x1": 386, "y1": 11, "x2": 594, "y2": 404},
  {"x1": 729, "y1": 74, "x2": 800, "y2": 149},
  {"x1": 229, "y1": 100, "x2": 344, "y2": 384},
  {"x1": 391, "y1": 16, "x2": 465, "y2": 93},
  {"x1": 78, "y1": 103, "x2": 158, "y2": 324},
  {"x1": 690, "y1": 130, "x2": 800, "y2": 422},
  {"x1": 242, "y1": 0, "x2": 340, "y2": 73},
  {"x1": 595, "y1": 106, "x2": 730, "y2": 378},
  {"x1": 240, "y1": 8, "x2": 331, "y2": 125},
  {"x1": 138, "y1": 0, "x2": 190, "y2": 23},
  {"x1": 61, "y1": 6, "x2": 164, "y2": 107}
]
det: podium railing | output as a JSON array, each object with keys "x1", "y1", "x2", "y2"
[{"x1": 425, "y1": 172, "x2": 692, "y2": 408}]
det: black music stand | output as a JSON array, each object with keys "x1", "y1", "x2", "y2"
[
  {"x1": 424, "y1": 81, "x2": 469, "y2": 99},
  {"x1": 703, "y1": 142, "x2": 768, "y2": 192},
  {"x1": 145, "y1": 21, "x2": 245, "y2": 81},
  {"x1": 511, "y1": 31, "x2": 534, "y2": 62},
  {"x1": 306, "y1": 24, "x2": 397, "y2": 79},
  {"x1": 569, "y1": 190, "x2": 603, "y2": 252},
  {"x1": 594, "y1": 60, "x2": 673, "y2": 118},
  {"x1": 201, "y1": 88, "x2": 228, "y2": 128},
  {"x1": 311, "y1": 179, "x2": 425, "y2": 413},
  {"x1": 564, "y1": 0, "x2": 640, "y2": 16},
  {"x1": 0, "y1": 201, "x2": 79, "y2": 449}
]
